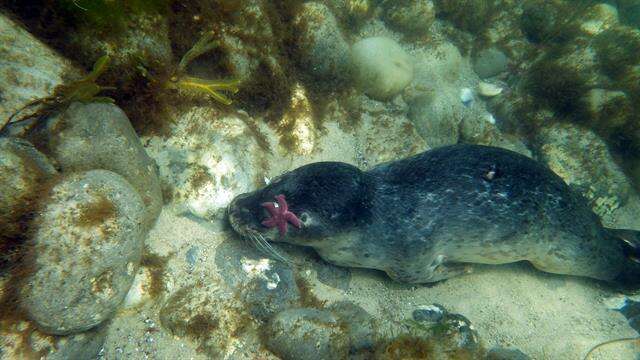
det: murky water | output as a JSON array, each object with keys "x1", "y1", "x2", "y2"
[{"x1": 1, "y1": 1, "x2": 640, "y2": 359}]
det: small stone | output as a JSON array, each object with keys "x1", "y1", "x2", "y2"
[
  {"x1": 486, "y1": 346, "x2": 532, "y2": 360},
  {"x1": 293, "y1": 2, "x2": 351, "y2": 83},
  {"x1": 26, "y1": 102, "x2": 162, "y2": 230},
  {"x1": 478, "y1": 82, "x2": 503, "y2": 97},
  {"x1": 460, "y1": 87, "x2": 474, "y2": 106},
  {"x1": 412, "y1": 304, "x2": 446, "y2": 323},
  {"x1": 19, "y1": 170, "x2": 146, "y2": 335},
  {"x1": 351, "y1": 37, "x2": 414, "y2": 101},
  {"x1": 265, "y1": 308, "x2": 349, "y2": 360},
  {"x1": 473, "y1": 47, "x2": 509, "y2": 78}
]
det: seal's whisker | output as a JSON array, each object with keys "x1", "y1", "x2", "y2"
[
  {"x1": 247, "y1": 230, "x2": 290, "y2": 264},
  {"x1": 244, "y1": 230, "x2": 290, "y2": 264}
]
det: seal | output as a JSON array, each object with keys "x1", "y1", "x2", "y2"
[{"x1": 228, "y1": 144, "x2": 640, "y2": 285}]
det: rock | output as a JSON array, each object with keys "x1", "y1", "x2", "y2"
[
  {"x1": 407, "y1": 93, "x2": 461, "y2": 147},
  {"x1": 433, "y1": 0, "x2": 498, "y2": 33},
  {"x1": 213, "y1": 237, "x2": 302, "y2": 321},
  {"x1": 0, "y1": 13, "x2": 80, "y2": 127},
  {"x1": 412, "y1": 304, "x2": 446, "y2": 323},
  {"x1": 19, "y1": 170, "x2": 146, "y2": 335},
  {"x1": 580, "y1": 3, "x2": 619, "y2": 35},
  {"x1": 68, "y1": 13, "x2": 172, "y2": 87},
  {"x1": 159, "y1": 281, "x2": 256, "y2": 358},
  {"x1": 473, "y1": 47, "x2": 509, "y2": 78},
  {"x1": 293, "y1": 2, "x2": 351, "y2": 83},
  {"x1": 584, "y1": 88, "x2": 632, "y2": 131},
  {"x1": 27, "y1": 102, "x2": 162, "y2": 230},
  {"x1": 239, "y1": 259, "x2": 301, "y2": 321},
  {"x1": 486, "y1": 347, "x2": 532, "y2": 360},
  {"x1": 383, "y1": 0, "x2": 436, "y2": 36},
  {"x1": 144, "y1": 107, "x2": 267, "y2": 220},
  {"x1": 264, "y1": 308, "x2": 349, "y2": 360},
  {"x1": 0, "y1": 321, "x2": 108, "y2": 360},
  {"x1": 593, "y1": 25, "x2": 640, "y2": 79},
  {"x1": 328, "y1": 301, "x2": 376, "y2": 355},
  {"x1": 478, "y1": 81, "x2": 503, "y2": 97},
  {"x1": 0, "y1": 137, "x2": 57, "y2": 239},
  {"x1": 536, "y1": 122, "x2": 636, "y2": 226},
  {"x1": 351, "y1": 37, "x2": 413, "y2": 101},
  {"x1": 376, "y1": 307, "x2": 483, "y2": 359}
]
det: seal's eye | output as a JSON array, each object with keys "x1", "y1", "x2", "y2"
[{"x1": 300, "y1": 212, "x2": 310, "y2": 223}]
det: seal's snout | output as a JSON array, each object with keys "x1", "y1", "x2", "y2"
[{"x1": 227, "y1": 192, "x2": 259, "y2": 235}]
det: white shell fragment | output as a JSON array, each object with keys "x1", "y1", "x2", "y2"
[
  {"x1": 460, "y1": 88, "x2": 474, "y2": 106},
  {"x1": 478, "y1": 82, "x2": 503, "y2": 97}
]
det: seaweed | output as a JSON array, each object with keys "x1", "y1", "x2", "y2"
[
  {"x1": 165, "y1": 32, "x2": 240, "y2": 106},
  {"x1": 1, "y1": 55, "x2": 114, "y2": 133}
]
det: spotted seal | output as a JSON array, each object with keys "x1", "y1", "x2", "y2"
[{"x1": 228, "y1": 144, "x2": 640, "y2": 284}]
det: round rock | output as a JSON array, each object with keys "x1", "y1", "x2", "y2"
[
  {"x1": 351, "y1": 37, "x2": 413, "y2": 101},
  {"x1": 27, "y1": 101, "x2": 162, "y2": 230},
  {"x1": 473, "y1": 47, "x2": 509, "y2": 78},
  {"x1": 293, "y1": 2, "x2": 351, "y2": 82},
  {"x1": 265, "y1": 308, "x2": 349, "y2": 360},
  {"x1": 19, "y1": 169, "x2": 145, "y2": 335}
]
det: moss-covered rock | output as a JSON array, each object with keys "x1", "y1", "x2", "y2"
[{"x1": 19, "y1": 170, "x2": 145, "y2": 335}]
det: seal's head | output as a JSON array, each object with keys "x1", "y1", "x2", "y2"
[{"x1": 228, "y1": 161, "x2": 372, "y2": 257}]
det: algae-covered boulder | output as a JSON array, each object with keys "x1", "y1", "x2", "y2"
[
  {"x1": 19, "y1": 170, "x2": 145, "y2": 335},
  {"x1": 27, "y1": 101, "x2": 162, "y2": 230},
  {"x1": 383, "y1": 0, "x2": 436, "y2": 36},
  {"x1": 0, "y1": 14, "x2": 80, "y2": 127},
  {"x1": 265, "y1": 308, "x2": 350, "y2": 360},
  {"x1": 351, "y1": 37, "x2": 413, "y2": 101},
  {"x1": 536, "y1": 122, "x2": 637, "y2": 226},
  {"x1": 294, "y1": 2, "x2": 351, "y2": 83},
  {"x1": 0, "y1": 137, "x2": 57, "y2": 240}
]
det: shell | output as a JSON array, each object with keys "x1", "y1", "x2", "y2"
[{"x1": 478, "y1": 82, "x2": 503, "y2": 97}]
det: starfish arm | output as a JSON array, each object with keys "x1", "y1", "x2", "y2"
[
  {"x1": 285, "y1": 212, "x2": 302, "y2": 228},
  {"x1": 262, "y1": 218, "x2": 278, "y2": 228},
  {"x1": 277, "y1": 222, "x2": 288, "y2": 237},
  {"x1": 275, "y1": 194, "x2": 288, "y2": 212}
]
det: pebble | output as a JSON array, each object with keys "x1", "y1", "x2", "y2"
[{"x1": 478, "y1": 81, "x2": 503, "y2": 97}]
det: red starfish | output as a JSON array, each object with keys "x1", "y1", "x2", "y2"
[{"x1": 261, "y1": 194, "x2": 302, "y2": 237}]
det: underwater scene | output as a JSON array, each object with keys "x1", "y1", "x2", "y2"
[{"x1": 2, "y1": 0, "x2": 640, "y2": 359}]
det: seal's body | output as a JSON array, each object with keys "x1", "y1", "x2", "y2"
[{"x1": 228, "y1": 145, "x2": 640, "y2": 284}]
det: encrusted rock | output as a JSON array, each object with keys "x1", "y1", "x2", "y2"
[
  {"x1": 383, "y1": 0, "x2": 436, "y2": 36},
  {"x1": 0, "y1": 14, "x2": 79, "y2": 127},
  {"x1": 265, "y1": 307, "x2": 350, "y2": 360},
  {"x1": 19, "y1": 170, "x2": 145, "y2": 335},
  {"x1": 293, "y1": 2, "x2": 351, "y2": 82},
  {"x1": 0, "y1": 320, "x2": 108, "y2": 360},
  {"x1": 27, "y1": 102, "x2": 162, "y2": 230},
  {"x1": 473, "y1": 47, "x2": 509, "y2": 79},
  {"x1": 536, "y1": 122, "x2": 636, "y2": 225},
  {"x1": 0, "y1": 137, "x2": 57, "y2": 239},
  {"x1": 144, "y1": 106, "x2": 267, "y2": 219},
  {"x1": 351, "y1": 37, "x2": 413, "y2": 101}
]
